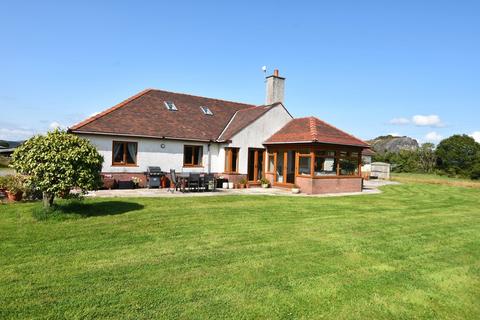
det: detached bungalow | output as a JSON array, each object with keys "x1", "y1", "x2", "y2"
[{"x1": 69, "y1": 70, "x2": 370, "y2": 194}]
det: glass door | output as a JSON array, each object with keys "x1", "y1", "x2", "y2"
[
  {"x1": 247, "y1": 148, "x2": 265, "y2": 182},
  {"x1": 274, "y1": 150, "x2": 295, "y2": 185}
]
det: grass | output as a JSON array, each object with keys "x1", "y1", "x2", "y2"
[
  {"x1": 392, "y1": 172, "x2": 480, "y2": 188},
  {"x1": 1, "y1": 182, "x2": 479, "y2": 319}
]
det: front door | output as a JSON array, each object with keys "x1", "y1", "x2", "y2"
[{"x1": 247, "y1": 148, "x2": 265, "y2": 182}]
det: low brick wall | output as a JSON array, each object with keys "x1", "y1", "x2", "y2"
[{"x1": 296, "y1": 176, "x2": 362, "y2": 194}]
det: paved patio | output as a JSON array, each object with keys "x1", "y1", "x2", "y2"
[{"x1": 86, "y1": 179, "x2": 399, "y2": 198}]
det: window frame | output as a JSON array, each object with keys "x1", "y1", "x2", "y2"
[
  {"x1": 268, "y1": 146, "x2": 363, "y2": 181},
  {"x1": 183, "y1": 145, "x2": 203, "y2": 167},
  {"x1": 200, "y1": 106, "x2": 213, "y2": 115},
  {"x1": 164, "y1": 101, "x2": 178, "y2": 111},
  {"x1": 112, "y1": 141, "x2": 138, "y2": 167},
  {"x1": 224, "y1": 147, "x2": 239, "y2": 173}
]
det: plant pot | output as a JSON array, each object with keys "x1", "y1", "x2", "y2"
[
  {"x1": 7, "y1": 191, "x2": 23, "y2": 201},
  {"x1": 239, "y1": 184, "x2": 245, "y2": 189},
  {"x1": 291, "y1": 188, "x2": 300, "y2": 194},
  {"x1": 261, "y1": 184, "x2": 269, "y2": 188}
]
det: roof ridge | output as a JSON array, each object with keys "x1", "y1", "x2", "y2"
[
  {"x1": 69, "y1": 88, "x2": 153, "y2": 131},
  {"x1": 309, "y1": 117, "x2": 319, "y2": 141},
  {"x1": 149, "y1": 88, "x2": 256, "y2": 108},
  {"x1": 312, "y1": 117, "x2": 369, "y2": 147}
]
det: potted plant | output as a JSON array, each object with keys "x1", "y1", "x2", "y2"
[
  {"x1": 291, "y1": 184, "x2": 300, "y2": 194},
  {"x1": 5, "y1": 175, "x2": 25, "y2": 201},
  {"x1": 131, "y1": 176, "x2": 141, "y2": 189},
  {"x1": 239, "y1": 177, "x2": 247, "y2": 189},
  {"x1": 260, "y1": 177, "x2": 270, "y2": 188}
]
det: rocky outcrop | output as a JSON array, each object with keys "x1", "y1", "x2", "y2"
[{"x1": 368, "y1": 135, "x2": 419, "y2": 154}]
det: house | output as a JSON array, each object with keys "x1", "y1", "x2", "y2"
[{"x1": 69, "y1": 70, "x2": 370, "y2": 194}]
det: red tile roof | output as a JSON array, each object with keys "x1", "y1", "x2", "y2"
[
  {"x1": 70, "y1": 89, "x2": 257, "y2": 141},
  {"x1": 217, "y1": 103, "x2": 281, "y2": 141},
  {"x1": 265, "y1": 117, "x2": 369, "y2": 148}
]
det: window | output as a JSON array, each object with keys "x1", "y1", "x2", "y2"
[
  {"x1": 112, "y1": 141, "x2": 137, "y2": 166},
  {"x1": 314, "y1": 151, "x2": 337, "y2": 176},
  {"x1": 298, "y1": 156, "x2": 311, "y2": 175},
  {"x1": 200, "y1": 106, "x2": 213, "y2": 115},
  {"x1": 339, "y1": 151, "x2": 359, "y2": 176},
  {"x1": 224, "y1": 147, "x2": 239, "y2": 173},
  {"x1": 297, "y1": 149, "x2": 312, "y2": 176},
  {"x1": 184, "y1": 145, "x2": 203, "y2": 166},
  {"x1": 164, "y1": 101, "x2": 177, "y2": 111},
  {"x1": 267, "y1": 153, "x2": 275, "y2": 172}
]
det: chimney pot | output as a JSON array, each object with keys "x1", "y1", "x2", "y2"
[{"x1": 274, "y1": 69, "x2": 279, "y2": 77}]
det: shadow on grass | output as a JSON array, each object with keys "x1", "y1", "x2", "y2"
[{"x1": 33, "y1": 200, "x2": 144, "y2": 221}]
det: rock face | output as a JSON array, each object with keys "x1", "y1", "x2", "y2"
[{"x1": 368, "y1": 135, "x2": 419, "y2": 154}]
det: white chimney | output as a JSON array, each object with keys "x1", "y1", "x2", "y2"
[{"x1": 265, "y1": 69, "x2": 285, "y2": 105}]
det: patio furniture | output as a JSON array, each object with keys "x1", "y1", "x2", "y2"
[
  {"x1": 204, "y1": 174, "x2": 216, "y2": 191},
  {"x1": 118, "y1": 180, "x2": 134, "y2": 189},
  {"x1": 188, "y1": 173, "x2": 200, "y2": 192},
  {"x1": 168, "y1": 169, "x2": 183, "y2": 193}
]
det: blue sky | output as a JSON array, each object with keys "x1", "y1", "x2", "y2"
[{"x1": 1, "y1": 0, "x2": 479, "y2": 143}]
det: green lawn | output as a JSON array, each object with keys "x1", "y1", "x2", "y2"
[{"x1": 1, "y1": 183, "x2": 479, "y2": 319}]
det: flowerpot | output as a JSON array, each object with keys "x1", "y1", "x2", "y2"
[
  {"x1": 228, "y1": 182, "x2": 234, "y2": 189},
  {"x1": 222, "y1": 182, "x2": 228, "y2": 189},
  {"x1": 240, "y1": 184, "x2": 245, "y2": 189},
  {"x1": 261, "y1": 184, "x2": 269, "y2": 188},
  {"x1": 7, "y1": 191, "x2": 23, "y2": 201},
  {"x1": 291, "y1": 188, "x2": 300, "y2": 194}
]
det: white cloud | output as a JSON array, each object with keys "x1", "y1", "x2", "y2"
[
  {"x1": 389, "y1": 117, "x2": 410, "y2": 125},
  {"x1": 424, "y1": 131, "x2": 443, "y2": 143},
  {"x1": 89, "y1": 111, "x2": 101, "y2": 118},
  {"x1": 0, "y1": 128, "x2": 34, "y2": 141},
  {"x1": 49, "y1": 121, "x2": 66, "y2": 130},
  {"x1": 470, "y1": 131, "x2": 480, "y2": 143},
  {"x1": 412, "y1": 115, "x2": 443, "y2": 127}
]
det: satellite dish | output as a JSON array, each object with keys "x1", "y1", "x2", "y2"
[{"x1": 261, "y1": 66, "x2": 267, "y2": 73}]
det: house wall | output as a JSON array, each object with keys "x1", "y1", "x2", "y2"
[
  {"x1": 76, "y1": 133, "x2": 222, "y2": 174},
  {"x1": 227, "y1": 105, "x2": 292, "y2": 175}
]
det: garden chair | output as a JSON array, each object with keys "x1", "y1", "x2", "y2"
[{"x1": 168, "y1": 169, "x2": 183, "y2": 193}]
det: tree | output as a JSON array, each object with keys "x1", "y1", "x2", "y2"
[
  {"x1": 418, "y1": 143, "x2": 436, "y2": 173},
  {"x1": 435, "y1": 134, "x2": 480, "y2": 177},
  {"x1": 11, "y1": 130, "x2": 104, "y2": 208}
]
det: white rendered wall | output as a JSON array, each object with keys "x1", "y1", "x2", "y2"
[
  {"x1": 227, "y1": 105, "x2": 292, "y2": 174},
  {"x1": 77, "y1": 134, "x2": 221, "y2": 174}
]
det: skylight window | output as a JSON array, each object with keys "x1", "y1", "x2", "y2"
[
  {"x1": 164, "y1": 101, "x2": 177, "y2": 111},
  {"x1": 200, "y1": 106, "x2": 213, "y2": 115}
]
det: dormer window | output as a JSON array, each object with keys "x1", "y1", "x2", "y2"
[
  {"x1": 164, "y1": 101, "x2": 177, "y2": 111},
  {"x1": 200, "y1": 106, "x2": 213, "y2": 115}
]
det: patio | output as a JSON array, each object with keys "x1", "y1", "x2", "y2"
[{"x1": 86, "y1": 179, "x2": 398, "y2": 198}]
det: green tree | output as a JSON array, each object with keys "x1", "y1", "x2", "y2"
[
  {"x1": 418, "y1": 143, "x2": 436, "y2": 173},
  {"x1": 11, "y1": 130, "x2": 103, "y2": 208},
  {"x1": 435, "y1": 134, "x2": 480, "y2": 177}
]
